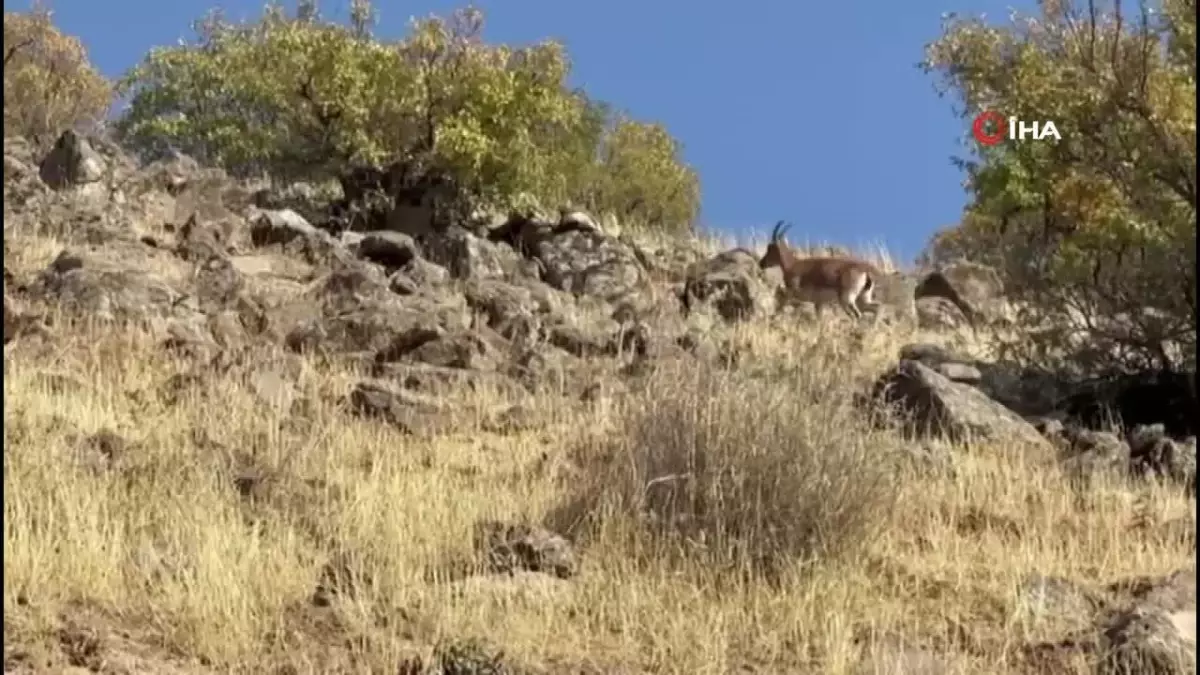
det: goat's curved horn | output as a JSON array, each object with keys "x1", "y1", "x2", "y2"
[{"x1": 770, "y1": 220, "x2": 788, "y2": 241}]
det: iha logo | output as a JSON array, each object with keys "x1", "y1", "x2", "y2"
[{"x1": 972, "y1": 111, "x2": 1062, "y2": 146}]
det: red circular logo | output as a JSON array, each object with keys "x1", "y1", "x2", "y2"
[{"x1": 972, "y1": 111, "x2": 1007, "y2": 146}]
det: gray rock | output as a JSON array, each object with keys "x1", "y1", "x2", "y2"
[
  {"x1": 1128, "y1": 424, "x2": 1197, "y2": 487},
  {"x1": 274, "y1": 262, "x2": 469, "y2": 355},
  {"x1": 476, "y1": 520, "x2": 577, "y2": 579},
  {"x1": 936, "y1": 361, "x2": 983, "y2": 384},
  {"x1": 535, "y1": 228, "x2": 646, "y2": 302},
  {"x1": 1059, "y1": 428, "x2": 1132, "y2": 482},
  {"x1": 872, "y1": 360, "x2": 1050, "y2": 447},
  {"x1": 1099, "y1": 607, "x2": 1195, "y2": 674},
  {"x1": 357, "y1": 231, "x2": 420, "y2": 271},
  {"x1": 250, "y1": 208, "x2": 328, "y2": 246},
  {"x1": 345, "y1": 380, "x2": 450, "y2": 436},
  {"x1": 1017, "y1": 574, "x2": 1103, "y2": 629},
  {"x1": 558, "y1": 209, "x2": 602, "y2": 234},
  {"x1": 39, "y1": 129, "x2": 106, "y2": 189},
  {"x1": 680, "y1": 248, "x2": 774, "y2": 321},
  {"x1": 31, "y1": 246, "x2": 193, "y2": 322},
  {"x1": 898, "y1": 343, "x2": 986, "y2": 384},
  {"x1": 423, "y1": 225, "x2": 524, "y2": 281}
]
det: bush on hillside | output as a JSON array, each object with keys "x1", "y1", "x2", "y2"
[
  {"x1": 921, "y1": 0, "x2": 1196, "y2": 377},
  {"x1": 552, "y1": 358, "x2": 900, "y2": 580},
  {"x1": 3, "y1": 5, "x2": 112, "y2": 150},
  {"x1": 587, "y1": 116, "x2": 703, "y2": 232},
  {"x1": 115, "y1": 1, "x2": 701, "y2": 233}
]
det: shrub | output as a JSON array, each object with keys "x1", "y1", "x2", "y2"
[
  {"x1": 554, "y1": 359, "x2": 900, "y2": 580},
  {"x1": 921, "y1": 0, "x2": 1196, "y2": 376},
  {"x1": 3, "y1": 5, "x2": 112, "y2": 150},
  {"x1": 115, "y1": 1, "x2": 700, "y2": 232},
  {"x1": 586, "y1": 117, "x2": 702, "y2": 234}
]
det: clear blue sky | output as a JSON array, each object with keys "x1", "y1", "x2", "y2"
[{"x1": 5, "y1": 0, "x2": 1037, "y2": 263}]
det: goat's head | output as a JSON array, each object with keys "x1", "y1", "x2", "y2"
[{"x1": 759, "y1": 220, "x2": 794, "y2": 270}]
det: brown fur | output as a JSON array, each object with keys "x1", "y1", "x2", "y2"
[{"x1": 759, "y1": 221, "x2": 882, "y2": 321}]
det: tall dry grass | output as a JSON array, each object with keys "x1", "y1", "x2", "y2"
[
  {"x1": 550, "y1": 353, "x2": 901, "y2": 584},
  {"x1": 3, "y1": 228, "x2": 1194, "y2": 674}
]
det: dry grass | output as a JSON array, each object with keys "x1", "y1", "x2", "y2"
[
  {"x1": 551, "y1": 353, "x2": 902, "y2": 583},
  {"x1": 3, "y1": 228, "x2": 1195, "y2": 675}
]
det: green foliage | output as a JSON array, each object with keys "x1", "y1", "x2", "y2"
[
  {"x1": 588, "y1": 116, "x2": 702, "y2": 234},
  {"x1": 116, "y1": 2, "x2": 700, "y2": 231},
  {"x1": 922, "y1": 0, "x2": 1196, "y2": 374},
  {"x1": 3, "y1": 4, "x2": 113, "y2": 150}
]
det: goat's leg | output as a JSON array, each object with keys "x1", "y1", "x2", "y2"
[
  {"x1": 855, "y1": 286, "x2": 883, "y2": 326},
  {"x1": 773, "y1": 286, "x2": 792, "y2": 320},
  {"x1": 812, "y1": 301, "x2": 827, "y2": 323},
  {"x1": 839, "y1": 292, "x2": 864, "y2": 321}
]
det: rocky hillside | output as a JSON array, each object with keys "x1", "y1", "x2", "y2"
[{"x1": 3, "y1": 131, "x2": 1196, "y2": 674}]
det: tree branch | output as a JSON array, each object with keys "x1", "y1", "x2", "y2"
[{"x1": 4, "y1": 38, "x2": 35, "y2": 67}]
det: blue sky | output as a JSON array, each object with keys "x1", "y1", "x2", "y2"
[{"x1": 4, "y1": 0, "x2": 1037, "y2": 263}]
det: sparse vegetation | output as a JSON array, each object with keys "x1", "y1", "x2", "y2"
[
  {"x1": 114, "y1": 2, "x2": 701, "y2": 233},
  {"x1": 551, "y1": 356, "x2": 901, "y2": 582},
  {"x1": 3, "y1": 4, "x2": 112, "y2": 151},
  {"x1": 3, "y1": 1, "x2": 1196, "y2": 674}
]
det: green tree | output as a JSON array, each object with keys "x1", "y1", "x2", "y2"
[
  {"x1": 116, "y1": 3, "x2": 415, "y2": 180},
  {"x1": 3, "y1": 4, "x2": 112, "y2": 150},
  {"x1": 922, "y1": 0, "x2": 1196, "y2": 374},
  {"x1": 545, "y1": 93, "x2": 701, "y2": 233},
  {"x1": 587, "y1": 116, "x2": 701, "y2": 234},
  {"x1": 116, "y1": 2, "x2": 701, "y2": 232}
]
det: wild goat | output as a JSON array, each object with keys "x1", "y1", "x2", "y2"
[
  {"x1": 761, "y1": 221, "x2": 982, "y2": 327},
  {"x1": 759, "y1": 220, "x2": 884, "y2": 321}
]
